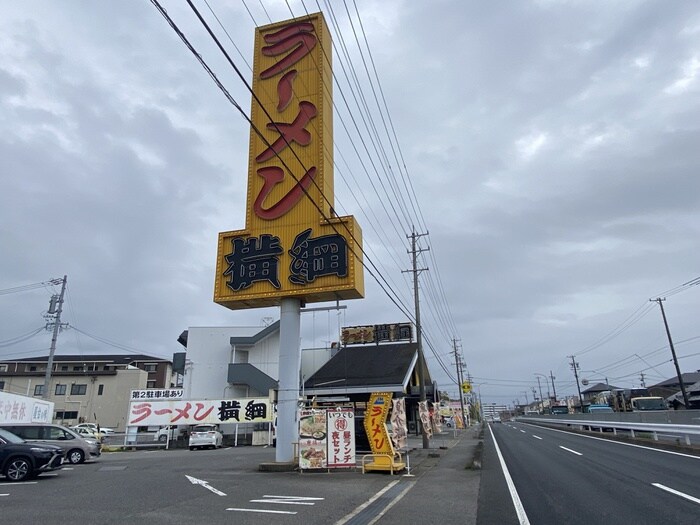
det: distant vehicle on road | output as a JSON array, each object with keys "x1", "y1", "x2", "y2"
[
  {"x1": 550, "y1": 406, "x2": 569, "y2": 415},
  {"x1": 630, "y1": 397, "x2": 667, "y2": 411},
  {"x1": 0, "y1": 428, "x2": 64, "y2": 482},
  {"x1": 587, "y1": 404, "x2": 614, "y2": 413}
]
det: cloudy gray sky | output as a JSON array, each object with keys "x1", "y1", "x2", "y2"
[{"x1": 1, "y1": 1, "x2": 699, "y2": 406}]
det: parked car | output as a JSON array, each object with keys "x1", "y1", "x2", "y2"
[
  {"x1": 188, "y1": 424, "x2": 223, "y2": 450},
  {"x1": 71, "y1": 426, "x2": 104, "y2": 443},
  {"x1": 0, "y1": 423, "x2": 101, "y2": 464},
  {"x1": 73, "y1": 423, "x2": 115, "y2": 435},
  {"x1": 0, "y1": 428, "x2": 64, "y2": 482},
  {"x1": 443, "y1": 416, "x2": 455, "y2": 428}
]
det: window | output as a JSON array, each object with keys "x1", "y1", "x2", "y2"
[
  {"x1": 29, "y1": 366, "x2": 37, "y2": 372},
  {"x1": 103, "y1": 365, "x2": 111, "y2": 371},
  {"x1": 70, "y1": 384, "x2": 87, "y2": 395},
  {"x1": 0, "y1": 364, "x2": 8, "y2": 372},
  {"x1": 60, "y1": 365, "x2": 68, "y2": 371},
  {"x1": 34, "y1": 384, "x2": 45, "y2": 396},
  {"x1": 0, "y1": 380, "x2": 5, "y2": 391},
  {"x1": 55, "y1": 384, "x2": 67, "y2": 395},
  {"x1": 144, "y1": 363, "x2": 157, "y2": 372},
  {"x1": 98, "y1": 384, "x2": 104, "y2": 396},
  {"x1": 56, "y1": 411, "x2": 78, "y2": 420},
  {"x1": 73, "y1": 366, "x2": 84, "y2": 372},
  {"x1": 146, "y1": 380, "x2": 157, "y2": 388}
]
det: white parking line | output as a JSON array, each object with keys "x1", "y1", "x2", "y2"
[
  {"x1": 0, "y1": 482, "x2": 37, "y2": 486},
  {"x1": 559, "y1": 446, "x2": 582, "y2": 456},
  {"x1": 652, "y1": 483, "x2": 700, "y2": 505},
  {"x1": 532, "y1": 435, "x2": 543, "y2": 440},
  {"x1": 227, "y1": 508, "x2": 297, "y2": 515}
]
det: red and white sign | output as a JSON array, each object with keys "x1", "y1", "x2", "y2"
[
  {"x1": 327, "y1": 408, "x2": 355, "y2": 468},
  {"x1": 127, "y1": 397, "x2": 272, "y2": 426}
]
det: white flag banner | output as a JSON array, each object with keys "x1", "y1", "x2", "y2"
[
  {"x1": 390, "y1": 398, "x2": 407, "y2": 449},
  {"x1": 418, "y1": 401, "x2": 432, "y2": 439},
  {"x1": 431, "y1": 402, "x2": 442, "y2": 434}
]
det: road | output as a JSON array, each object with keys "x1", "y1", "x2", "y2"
[{"x1": 478, "y1": 421, "x2": 700, "y2": 524}]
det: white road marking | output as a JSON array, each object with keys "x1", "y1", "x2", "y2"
[
  {"x1": 0, "y1": 482, "x2": 37, "y2": 486},
  {"x1": 0, "y1": 494, "x2": 9, "y2": 496},
  {"x1": 532, "y1": 435, "x2": 543, "y2": 440},
  {"x1": 520, "y1": 422, "x2": 700, "y2": 460},
  {"x1": 559, "y1": 446, "x2": 582, "y2": 456},
  {"x1": 334, "y1": 480, "x2": 401, "y2": 525},
  {"x1": 520, "y1": 430, "x2": 526, "y2": 433},
  {"x1": 250, "y1": 495, "x2": 324, "y2": 506},
  {"x1": 227, "y1": 508, "x2": 297, "y2": 515},
  {"x1": 489, "y1": 425, "x2": 531, "y2": 525},
  {"x1": 652, "y1": 483, "x2": 700, "y2": 505},
  {"x1": 185, "y1": 475, "x2": 226, "y2": 496}
]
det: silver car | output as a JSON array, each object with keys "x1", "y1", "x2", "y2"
[{"x1": 0, "y1": 424, "x2": 101, "y2": 464}]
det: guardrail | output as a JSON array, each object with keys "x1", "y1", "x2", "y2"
[{"x1": 520, "y1": 416, "x2": 700, "y2": 446}]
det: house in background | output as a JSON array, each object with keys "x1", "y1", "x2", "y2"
[{"x1": 0, "y1": 354, "x2": 173, "y2": 430}]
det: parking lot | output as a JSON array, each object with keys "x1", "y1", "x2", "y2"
[{"x1": 1, "y1": 444, "x2": 399, "y2": 525}]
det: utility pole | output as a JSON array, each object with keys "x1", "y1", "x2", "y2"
[
  {"x1": 535, "y1": 376, "x2": 544, "y2": 414},
  {"x1": 651, "y1": 298, "x2": 689, "y2": 407},
  {"x1": 42, "y1": 275, "x2": 67, "y2": 400},
  {"x1": 640, "y1": 372, "x2": 646, "y2": 388},
  {"x1": 569, "y1": 355, "x2": 584, "y2": 413},
  {"x1": 550, "y1": 370, "x2": 557, "y2": 403},
  {"x1": 404, "y1": 227, "x2": 430, "y2": 449},
  {"x1": 452, "y1": 339, "x2": 467, "y2": 427}
]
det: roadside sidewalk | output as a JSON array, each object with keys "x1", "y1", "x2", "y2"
[{"x1": 369, "y1": 424, "x2": 483, "y2": 525}]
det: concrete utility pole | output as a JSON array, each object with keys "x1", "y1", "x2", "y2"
[
  {"x1": 651, "y1": 298, "x2": 689, "y2": 407},
  {"x1": 550, "y1": 370, "x2": 557, "y2": 403},
  {"x1": 43, "y1": 275, "x2": 67, "y2": 400},
  {"x1": 535, "y1": 375, "x2": 544, "y2": 414},
  {"x1": 452, "y1": 339, "x2": 467, "y2": 427},
  {"x1": 404, "y1": 227, "x2": 430, "y2": 449},
  {"x1": 569, "y1": 355, "x2": 584, "y2": 413}
]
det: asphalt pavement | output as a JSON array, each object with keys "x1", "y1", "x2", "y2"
[{"x1": 362, "y1": 424, "x2": 482, "y2": 525}]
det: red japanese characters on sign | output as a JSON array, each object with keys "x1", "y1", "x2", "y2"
[
  {"x1": 326, "y1": 408, "x2": 355, "y2": 468},
  {"x1": 127, "y1": 397, "x2": 272, "y2": 426}
]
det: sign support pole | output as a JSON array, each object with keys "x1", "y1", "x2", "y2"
[{"x1": 276, "y1": 297, "x2": 301, "y2": 462}]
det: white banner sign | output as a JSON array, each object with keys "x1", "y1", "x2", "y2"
[
  {"x1": 327, "y1": 408, "x2": 356, "y2": 467},
  {"x1": 0, "y1": 391, "x2": 53, "y2": 424},
  {"x1": 131, "y1": 389, "x2": 184, "y2": 400},
  {"x1": 127, "y1": 397, "x2": 272, "y2": 426}
]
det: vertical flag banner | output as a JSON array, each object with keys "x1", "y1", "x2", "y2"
[
  {"x1": 418, "y1": 401, "x2": 432, "y2": 439},
  {"x1": 327, "y1": 408, "x2": 355, "y2": 467},
  {"x1": 390, "y1": 397, "x2": 407, "y2": 450}
]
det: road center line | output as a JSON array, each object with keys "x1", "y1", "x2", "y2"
[
  {"x1": 532, "y1": 435, "x2": 543, "y2": 440},
  {"x1": 559, "y1": 446, "x2": 582, "y2": 456},
  {"x1": 489, "y1": 425, "x2": 531, "y2": 525},
  {"x1": 519, "y1": 430, "x2": 526, "y2": 434},
  {"x1": 652, "y1": 483, "x2": 700, "y2": 505}
]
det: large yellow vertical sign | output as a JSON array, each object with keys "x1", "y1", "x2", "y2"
[{"x1": 214, "y1": 13, "x2": 364, "y2": 310}]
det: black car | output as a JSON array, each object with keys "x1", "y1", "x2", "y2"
[{"x1": 0, "y1": 428, "x2": 64, "y2": 482}]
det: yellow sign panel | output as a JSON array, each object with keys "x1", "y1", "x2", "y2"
[
  {"x1": 364, "y1": 392, "x2": 394, "y2": 455},
  {"x1": 214, "y1": 13, "x2": 364, "y2": 309},
  {"x1": 461, "y1": 381, "x2": 472, "y2": 393}
]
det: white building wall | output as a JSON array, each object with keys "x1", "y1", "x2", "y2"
[{"x1": 185, "y1": 326, "x2": 277, "y2": 400}]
